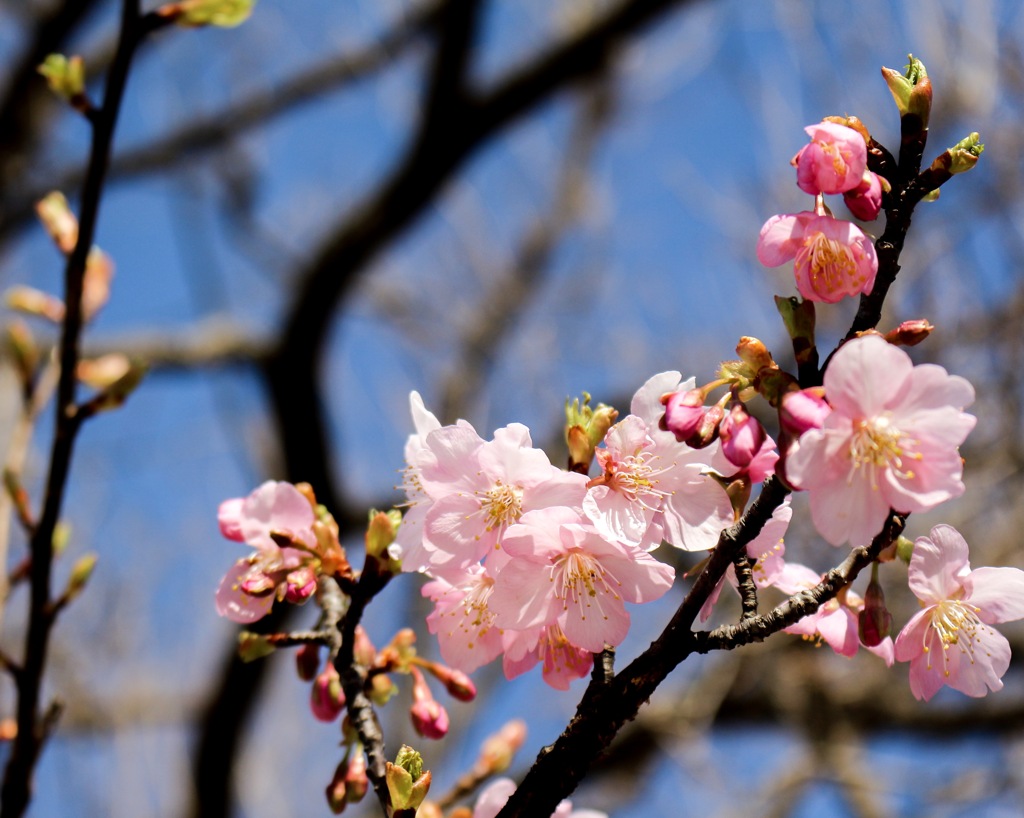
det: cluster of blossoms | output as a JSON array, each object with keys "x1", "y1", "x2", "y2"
[
  {"x1": 757, "y1": 119, "x2": 882, "y2": 303},
  {"x1": 209, "y1": 59, "x2": 1024, "y2": 818}
]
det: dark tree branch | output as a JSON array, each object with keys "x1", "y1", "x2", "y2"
[{"x1": 0, "y1": 4, "x2": 170, "y2": 815}]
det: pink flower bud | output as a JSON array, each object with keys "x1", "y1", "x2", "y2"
[
  {"x1": 353, "y1": 626, "x2": 377, "y2": 668},
  {"x1": 310, "y1": 664, "x2": 346, "y2": 722},
  {"x1": 426, "y1": 663, "x2": 476, "y2": 702},
  {"x1": 284, "y1": 565, "x2": 317, "y2": 604},
  {"x1": 858, "y1": 575, "x2": 893, "y2": 647},
  {"x1": 410, "y1": 667, "x2": 449, "y2": 739},
  {"x1": 843, "y1": 171, "x2": 884, "y2": 221},
  {"x1": 344, "y1": 751, "x2": 369, "y2": 803},
  {"x1": 239, "y1": 570, "x2": 276, "y2": 596},
  {"x1": 685, "y1": 401, "x2": 725, "y2": 449},
  {"x1": 325, "y1": 760, "x2": 348, "y2": 814},
  {"x1": 883, "y1": 319, "x2": 934, "y2": 347},
  {"x1": 660, "y1": 388, "x2": 706, "y2": 441},
  {"x1": 410, "y1": 698, "x2": 449, "y2": 740},
  {"x1": 295, "y1": 643, "x2": 321, "y2": 682},
  {"x1": 719, "y1": 403, "x2": 766, "y2": 469},
  {"x1": 779, "y1": 388, "x2": 831, "y2": 437}
]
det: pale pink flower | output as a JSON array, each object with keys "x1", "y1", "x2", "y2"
[
  {"x1": 422, "y1": 559, "x2": 507, "y2": 673},
  {"x1": 501, "y1": 621, "x2": 593, "y2": 690},
  {"x1": 894, "y1": 525, "x2": 1024, "y2": 701},
  {"x1": 489, "y1": 506, "x2": 674, "y2": 653},
  {"x1": 392, "y1": 391, "x2": 443, "y2": 571},
  {"x1": 215, "y1": 481, "x2": 317, "y2": 623},
  {"x1": 773, "y1": 562, "x2": 894, "y2": 665},
  {"x1": 420, "y1": 423, "x2": 587, "y2": 575},
  {"x1": 585, "y1": 372, "x2": 733, "y2": 553},
  {"x1": 473, "y1": 778, "x2": 607, "y2": 818},
  {"x1": 786, "y1": 335, "x2": 976, "y2": 547},
  {"x1": 792, "y1": 121, "x2": 867, "y2": 195},
  {"x1": 757, "y1": 212, "x2": 877, "y2": 303}
]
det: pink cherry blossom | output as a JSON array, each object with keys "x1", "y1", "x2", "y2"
[
  {"x1": 773, "y1": 562, "x2": 894, "y2": 665},
  {"x1": 757, "y1": 211, "x2": 877, "y2": 303},
  {"x1": 419, "y1": 422, "x2": 587, "y2": 576},
  {"x1": 501, "y1": 621, "x2": 593, "y2": 690},
  {"x1": 585, "y1": 372, "x2": 733, "y2": 553},
  {"x1": 894, "y1": 525, "x2": 1024, "y2": 701},
  {"x1": 489, "y1": 506, "x2": 674, "y2": 654},
  {"x1": 215, "y1": 481, "x2": 317, "y2": 623},
  {"x1": 392, "y1": 391, "x2": 443, "y2": 571},
  {"x1": 786, "y1": 335, "x2": 976, "y2": 547},
  {"x1": 792, "y1": 121, "x2": 868, "y2": 195},
  {"x1": 422, "y1": 558, "x2": 507, "y2": 674}
]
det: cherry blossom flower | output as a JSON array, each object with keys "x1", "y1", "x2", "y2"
[
  {"x1": 501, "y1": 621, "x2": 593, "y2": 690},
  {"x1": 488, "y1": 506, "x2": 674, "y2": 654},
  {"x1": 786, "y1": 335, "x2": 975, "y2": 547},
  {"x1": 418, "y1": 422, "x2": 588, "y2": 576},
  {"x1": 215, "y1": 481, "x2": 317, "y2": 623},
  {"x1": 894, "y1": 525, "x2": 1024, "y2": 701},
  {"x1": 792, "y1": 121, "x2": 867, "y2": 195},
  {"x1": 757, "y1": 211, "x2": 877, "y2": 303},
  {"x1": 472, "y1": 777, "x2": 607, "y2": 818},
  {"x1": 773, "y1": 562, "x2": 894, "y2": 665},
  {"x1": 585, "y1": 372, "x2": 733, "y2": 553},
  {"x1": 421, "y1": 559, "x2": 507, "y2": 674}
]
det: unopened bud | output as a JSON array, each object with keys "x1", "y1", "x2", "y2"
[
  {"x1": 5, "y1": 320, "x2": 38, "y2": 386},
  {"x1": 774, "y1": 295, "x2": 817, "y2": 368},
  {"x1": 779, "y1": 388, "x2": 830, "y2": 437},
  {"x1": 368, "y1": 672, "x2": 396, "y2": 705},
  {"x1": 660, "y1": 388, "x2": 706, "y2": 441},
  {"x1": 237, "y1": 631, "x2": 276, "y2": 663},
  {"x1": 565, "y1": 393, "x2": 618, "y2": 473},
  {"x1": 63, "y1": 553, "x2": 98, "y2": 605},
  {"x1": 353, "y1": 626, "x2": 376, "y2": 668},
  {"x1": 37, "y1": 55, "x2": 87, "y2": 110},
  {"x1": 437, "y1": 666, "x2": 476, "y2": 702},
  {"x1": 881, "y1": 54, "x2": 931, "y2": 129},
  {"x1": 5, "y1": 286, "x2": 65, "y2": 323},
  {"x1": 79, "y1": 359, "x2": 147, "y2": 416},
  {"x1": 35, "y1": 191, "x2": 78, "y2": 253},
  {"x1": 719, "y1": 403, "x2": 765, "y2": 470},
  {"x1": 158, "y1": 0, "x2": 256, "y2": 27},
  {"x1": 344, "y1": 751, "x2": 369, "y2": 803},
  {"x1": 858, "y1": 573, "x2": 893, "y2": 647},
  {"x1": 77, "y1": 354, "x2": 132, "y2": 389},
  {"x1": 895, "y1": 535, "x2": 915, "y2": 564},
  {"x1": 365, "y1": 510, "x2": 399, "y2": 560},
  {"x1": 475, "y1": 719, "x2": 528, "y2": 776},
  {"x1": 884, "y1": 319, "x2": 934, "y2": 347},
  {"x1": 410, "y1": 667, "x2": 448, "y2": 739},
  {"x1": 386, "y1": 746, "x2": 430, "y2": 812},
  {"x1": 295, "y1": 643, "x2": 321, "y2": 681},
  {"x1": 736, "y1": 336, "x2": 775, "y2": 372},
  {"x1": 310, "y1": 664, "x2": 345, "y2": 722},
  {"x1": 284, "y1": 565, "x2": 317, "y2": 604},
  {"x1": 684, "y1": 400, "x2": 725, "y2": 449},
  {"x1": 326, "y1": 759, "x2": 348, "y2": 814},
  {"x1": 939, "y1": 132, "x2": 984, "y2": 175}
]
